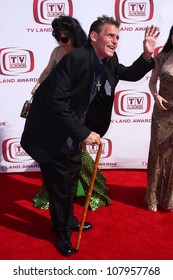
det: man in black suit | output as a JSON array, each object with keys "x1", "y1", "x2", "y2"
[{"x1": 21, "y1": 15, "x2": 159, "y2": 256}]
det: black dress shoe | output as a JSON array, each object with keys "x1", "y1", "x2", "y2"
[
  {"x1": 71, "y1": 221, "x2": 93, "y2": 232},
  {"x1": 51, "y1": 222, "x2": 92, "y2": 233},
  {"x1": 56, "y1": 232, "x2": 73, "y2": 256}
]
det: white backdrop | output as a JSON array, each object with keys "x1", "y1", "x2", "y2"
[{"x1": 0, "y1": 0, "x2": 173, "y2": 173}]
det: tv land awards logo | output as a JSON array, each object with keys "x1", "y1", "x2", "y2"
[
  {"x1": 115, "y1": 0, "x2": 154, "y2": 23},
  {"x1": 33, "y1": 0, "x2": 73, "y2": 24},
  {"x1": 114, "y1": 90, "x2": 151, "y2": 116},
  {"x1": 0, "y1": 48, "x2": 34, "y2": 76},
  {"x1": 2, "y1": 137, "x2": 112, "y2": 163},
  {"x1": 86, "y1": 138, "x2": 112, "y2": 159},
  {"x1": 2, "y1": 138, "x2": 32, "y2": 163}
]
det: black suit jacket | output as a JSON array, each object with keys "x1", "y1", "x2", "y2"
[{"x1": 21, "y1": 45, "x2": 155, "y2": 163}]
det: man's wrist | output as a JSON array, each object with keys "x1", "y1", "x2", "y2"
[{"x1": 143, "y1": 52, "x2": 153, "y2": 61}]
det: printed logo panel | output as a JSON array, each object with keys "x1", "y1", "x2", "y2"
[
  {"x1": 2, "y1": 138, "x2": 32, "y2": 163},
  {"x1": 115, "y1": 0, "x2": 154, "y2": 23},
  {"x1": 86, "y1": 138, "x2": 112, "y2": 159},
  {"x1": 33, "y1": 0, "x2": 73, "y2": 24},
  {"x1": 114, "y1": 90, "x2": 151, "y2": 116},
  {"x1": 0, "y1": 48, "x2": 34, "y2": 76}
]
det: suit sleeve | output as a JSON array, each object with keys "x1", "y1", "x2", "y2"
[{"x1": 113, "y1": 53, "x2": 155, "y2": 81}]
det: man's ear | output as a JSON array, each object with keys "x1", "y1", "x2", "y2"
[{"x1": 90, "y1": 31, "x2": 98, "y2": 42}]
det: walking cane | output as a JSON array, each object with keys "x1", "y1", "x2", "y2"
[{"x1": 74, "y1": 141, "x2": 103, "y2": 253}]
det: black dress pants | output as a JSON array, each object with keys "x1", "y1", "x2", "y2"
[{"x1": 39, "y1": 144, "x2": 82, "y2": 234}]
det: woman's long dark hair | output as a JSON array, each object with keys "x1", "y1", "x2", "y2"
[
  {"x1": 161, "y1": 25, "x2": 173, "y2": 53},
  {"x1": 52, "y1": 16, "x2": 87, "y2": 47}
]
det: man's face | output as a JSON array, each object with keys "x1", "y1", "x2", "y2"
[{"x1": 91, "y1": 23, "x2": 120, "y2": 60}]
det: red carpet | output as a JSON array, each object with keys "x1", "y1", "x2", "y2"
[{"x1": 0, "y1": 170, "x2": 173, "y2": 260}]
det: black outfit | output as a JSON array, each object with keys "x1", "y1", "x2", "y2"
[{"x1": 21, "y1": 44, "x2": 155, "y2": 254}]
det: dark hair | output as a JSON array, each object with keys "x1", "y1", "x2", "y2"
[
  {"x1": 88, "y1": 15, "x2": 121, "y2": 42},
  {"x1": 161, "y1": 25, "x2": 173, "y2": 53},
  {"x1": 52, "y1": 16, "x2": 87, "y2": 47}
]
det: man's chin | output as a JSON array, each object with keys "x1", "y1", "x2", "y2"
[
  {"x1": 107, "y1": 52, "x2": 114, "y2": 57},
  {"x1": 105, "y1": 48, "x2": 115, "y2": 56}
]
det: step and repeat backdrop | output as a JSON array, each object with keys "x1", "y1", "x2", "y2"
[{"x1": 0, "y1": 0, "x2": 173, "y2": 173}]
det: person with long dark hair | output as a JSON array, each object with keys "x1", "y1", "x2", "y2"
[
  {"x1": 31, "y1": 15, "x2": 87, "y2": 93},
  {"x1": 145, "y1": 25, "x2": 173, "y2": 212}
]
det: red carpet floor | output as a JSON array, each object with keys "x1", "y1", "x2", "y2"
[{"x1": 0, "y1": 170, "x2": 173, "y2": 260}]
